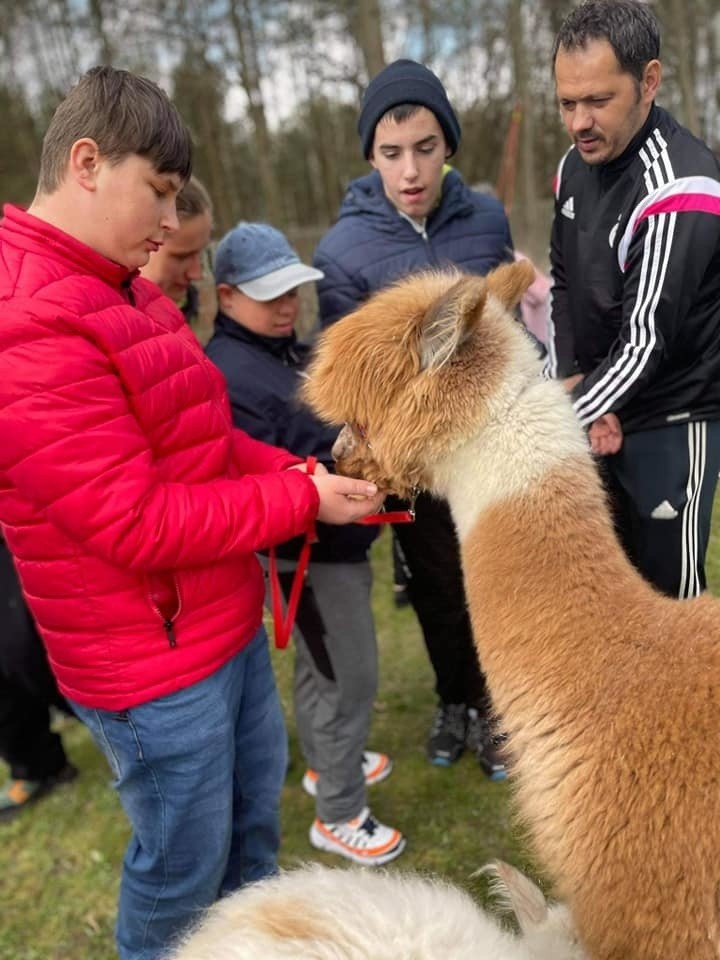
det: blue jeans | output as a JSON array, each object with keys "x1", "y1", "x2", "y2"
[{"x1": 70, "y1": 627, "x2": 287, "y2": 960}]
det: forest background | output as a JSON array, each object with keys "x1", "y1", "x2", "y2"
[{"x1": 2, "y1": 0, "x2": 719, "y2": 284}]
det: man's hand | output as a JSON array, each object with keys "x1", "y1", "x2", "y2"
[
  {"x1": 562, "y1": 373, "x2": 583, "y2": 392},
  {"x1": 310, "y1": 473, "x2": 385, "y2": 524},
  {"x1": 588, "y1": 412, "x2": 623, "y2": 455}
]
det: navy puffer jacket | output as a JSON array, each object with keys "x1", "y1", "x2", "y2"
[{"x1": 314, "y1": 168, "x2": 514, "y2": 326}]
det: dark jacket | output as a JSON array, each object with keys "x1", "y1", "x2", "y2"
[
  {"x1": 547, "y1": 104, "x2": 720, "y2": 433},
  {"x1": 205, "y1": 314, "x2": 378, "y2": 562},
  {"x1": 180, "y1": 282, "x2": 200, "y2": 325},
  {"x1": 314, "y1": 168, "x2": 514, "y2": 326}
]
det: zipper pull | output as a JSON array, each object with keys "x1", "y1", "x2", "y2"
[{"x1": 163, "y1": 620, "x2": 177, "y2": 648}]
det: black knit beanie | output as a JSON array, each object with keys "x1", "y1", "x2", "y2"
[{"x1": 357, "y1": 59, "x2": 461, "y2": 159}]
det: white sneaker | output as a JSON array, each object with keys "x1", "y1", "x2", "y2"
[
  {"x1": 309, "y1": 806, "x2": 406, "y2": 866},
  {"x1": 302, "y1": 751, "x2": 392, "y2": 798}
]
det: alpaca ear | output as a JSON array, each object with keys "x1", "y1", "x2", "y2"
[
  {"x1": 485, "y1": 259, "x2": 536, "y2": 311},
  {"x1": 418, "y1": 276, "x2": 487, "y2": 371},
  {"x1": 481, "y1": 860, "x2": 548, "y2": 933}
]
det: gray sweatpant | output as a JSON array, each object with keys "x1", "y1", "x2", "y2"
[{"x1": 268, "y1": 559, "x2": 378, "y2": 823}]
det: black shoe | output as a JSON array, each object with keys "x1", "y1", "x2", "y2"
[
  {"x1": 0, "y1": 762, "x2": 78, "y2": 823},
  {"x1": 393, "y1": 584, "x2": 410, "y2": 608},
  {"x1": 466, "y1": 707, "x2": 508, "y2": 781},
  {"x1": 427, "y1": 702, "x2": 467, "y2": 766}
]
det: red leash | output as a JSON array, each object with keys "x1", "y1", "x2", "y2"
[
  {"x1": 269, "y1": 461, "x2": 416, "y2": 648},
  {"x1": 357, "y1": 508, "x2": 415, "y2": 524},
  {"x1": 359, "y1": 486, "x2": 418, "y2": 525},
  {"x1": 270, "y1": 456, "x2": 318, "y2": 649}
]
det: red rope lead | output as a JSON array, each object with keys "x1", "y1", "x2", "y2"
[
  {"x1": 270, "y1": 462, "x2": 415, "y2": 648},
  {"x1": 270, "y1": 456, "x2": 317, "y2": 649},
  {"x1": 357, "y1": 509, "x2": 415, "y2": 524}
]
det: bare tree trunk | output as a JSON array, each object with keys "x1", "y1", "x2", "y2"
[
  {"x1": 228, "y1": 0, "x2": 283, "y2": 224},
  {"x1": 704, "y1": 2, "x2": 719, "y2": 144},
  {"x1": 417, "y1": 0, "x2": 436, "y2": 62},
  {"x1": 667, "y1": 0, "x2": 700, "y2": 134},
  {"x1": 508, "y1": 0, "x2": 538, "y2": 239},
  {"x1": 345, "y1": 0, "x2": 385, "y2": 78},
  {"x1": 87, "y1": 0, "x2": 115, "y2": 65}
]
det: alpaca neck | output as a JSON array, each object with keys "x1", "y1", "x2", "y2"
[{"x1": 435, "y1": 376, "x2": 590, "y2": 542}]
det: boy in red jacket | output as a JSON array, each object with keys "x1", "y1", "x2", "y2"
[{"x1": 0, "y1": 66, "x2": 382, "y2": 960}]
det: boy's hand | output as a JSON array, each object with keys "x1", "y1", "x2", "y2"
[{"x1": 310, "y1": 473, "x2": 385, "y2": 524}]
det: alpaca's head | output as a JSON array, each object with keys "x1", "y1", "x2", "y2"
[{"x1": 303, "y1": 260, "x2": 537, "y2": 498}]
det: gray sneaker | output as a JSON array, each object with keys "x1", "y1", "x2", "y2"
[
  {"x1": 466, "y1": 707, "x2": 508, "y2": 781},
  {"x1": 426, "y1": 702, "x2": 467, "y2": 766}
]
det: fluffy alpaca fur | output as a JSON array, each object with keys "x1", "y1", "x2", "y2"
[
  {"x1": 302, "y1": 261, "x2": 720, "y2": 960},
  {"x1": 166, "y1": 861, "x2": 583, "y2": 960}
]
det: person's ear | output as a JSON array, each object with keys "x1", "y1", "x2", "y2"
[
  {"x1": 217, "y1": 283, "x2": 235, "y2": 311},
  {"x1": 641, "y1": 59, "x2": 662, "y2": 104},
  {"x1": 68, "y1": 139, "x2": 103, "y2": 192}
]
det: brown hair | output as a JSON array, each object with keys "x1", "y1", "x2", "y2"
[
  {"x1": 176, "y1": 175, "x2": 213, "y2": 221},
  {"x1": 37, "y1": 65, "x2": 192, "y2": 194}
]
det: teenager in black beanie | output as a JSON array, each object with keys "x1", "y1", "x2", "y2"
[
  {"x1": 314, "y1": 60, "x2": 514, "y2": 778},
  {"x1": 357, "y1": 59, "x2": 461, "y2": 159}
]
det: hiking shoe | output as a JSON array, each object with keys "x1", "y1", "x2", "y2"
[
  {"x1": 302, "y1": 751, "x2": 392, "y2": 798},
  {"x1": 309, "y1": 806, "x2": 406, "y2": 866},
  {"x1": 0, "y1": 763, "x2": 78, "y2": 823},
  {"x1": 393, "y1": 584, "x2": 410, "y2": 608},
  {"x1": 427, "y1": 702, "x2": 467, "y2": 766},
  {"x1": 466, "y1": 707, "x2": 508, "y2": 781}
]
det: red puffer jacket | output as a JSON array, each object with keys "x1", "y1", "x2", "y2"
[{"x1": 0, "y1": 205, "x2": 319, "y2": 709}]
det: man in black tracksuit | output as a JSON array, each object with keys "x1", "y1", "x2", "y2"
[{"x1": 547, "y1": 0, "x2": 720, "y2": 598}]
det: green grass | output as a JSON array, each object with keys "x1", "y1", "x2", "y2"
[{"x1": 2, "y1": 515, "x2": 720, "y2": 959}]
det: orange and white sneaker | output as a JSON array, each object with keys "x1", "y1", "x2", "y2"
[
  {"x1": 302, "y1": 751, "x2": 392, "y2": 798},
  {"x1": 309, "y1": 806, "x2": 406, "y2": 866}
]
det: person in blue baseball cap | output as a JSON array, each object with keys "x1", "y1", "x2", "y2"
[
  {"x1": 206, "y1": 222, "x2": 405, "y2": 868},
  {"x1": 212, "y1": 222, "x2": 323, "y2": 309}
]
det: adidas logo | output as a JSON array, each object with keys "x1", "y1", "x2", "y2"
[
  {"x1": 650, "y1": 499, "x2": 678, "y2": 520},
  {"x1": 561, "y1": 196, "x2": 575, "y2": 220}
]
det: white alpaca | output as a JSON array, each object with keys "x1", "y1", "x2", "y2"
[{"x1": 166, "y1": 861, "x2": 584, "y2": 960}]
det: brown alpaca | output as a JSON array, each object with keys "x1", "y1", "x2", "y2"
[{"x1": 303, "y1": 261, "x2": 720, "y2": 960}]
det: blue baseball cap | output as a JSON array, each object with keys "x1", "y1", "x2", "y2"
[{"x1": 213, "y1": 222, "x2": 323, "y2": 301}]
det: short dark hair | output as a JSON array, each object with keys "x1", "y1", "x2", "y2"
[
  {"x1": 380, "y1": 103, "x2": 425, "y2": 127},
  {"x1": 176, "y1": 176, "x2": 213, "y2": 221},
  {"x1": 552, "y1": 0, "x2": 661, "y2": 82},
  {"x1": 38, "y1": 65, "x2": 192, "y2": 194}
]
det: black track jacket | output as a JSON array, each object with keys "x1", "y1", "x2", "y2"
[{"x1": 546, "y1": 105, "x2": 720, "y2": 434}]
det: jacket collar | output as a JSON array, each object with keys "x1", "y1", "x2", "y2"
[
  {"x1": 213, "y1": 311, "x2": 304, "y2": 364},
  {"x1": 1, "y1": 204, "x2": 136, "y2": 290},
  {"x1": 598, "y1": 104, "x2": 661, "y2": 177},
  {"x1": 339, "y1": 168, "x2": 475, "y2": 234}
]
